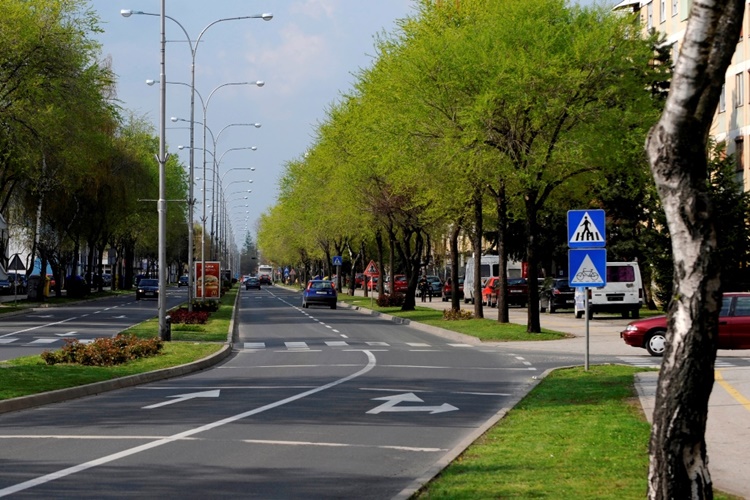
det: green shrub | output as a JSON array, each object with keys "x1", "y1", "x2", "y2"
[
  {"x1": 442, "y1": 308, "x2": 474, "y2": 320},
  {"x1": 41, "y1": 334, "x2": 163, "y2": 366},
  {"x1": 190, "y1": 299, "x2": 220, "y2": 312}
]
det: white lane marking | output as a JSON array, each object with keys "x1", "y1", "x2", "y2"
[
  {"x1": 366, "y1": 342, "x2": 389, "y2": 347},
  {"x1": 240, "y1": 439, "x2": 444, "y2": 453},
  {"x1": 0, "y1": 351, "x2": 377, "y2": 497},
  {"x1": 0, "y1": 339, "x2": 19, "y2": 344},
  {"x1": 28, "y1": 339, "x2": 57, "y2": 345},
  {"x1": 406, "y1": 343, "x2": 430, "y2": 347},
  {"x1": 325, "y1": 341, "x2": 348, "y2": 347},
  {"x1": 447, "y1": 343, "x2": 473, "y2": 348},
  {"x1": 285, "y1": 342, "x2": 308, "y2": 349},
  {"x1": 0, "y1": 316, "x2": 77, "y2": 338},
  {"x1": 0, "y1": 436, "x2": 443, "y2": 453},
  {"x1": 243, "y1": 342, "x2": 266, "y2": 350}
]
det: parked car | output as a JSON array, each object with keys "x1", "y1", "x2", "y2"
[
  {"x1": 136, "y1": 278, "x2": 159, "y2": 300},
  {"x1": 621, "y1": 292, "x2": 750, "y2": 356},
  {"x1": 354, "y1": 273, "x2": 364, "y2": 288},
  {"x1": 442, "y1": 277, "x2": 465, "y2": 301},
  {"x1": 302, "y1": 279, "x2": 337, "y2": 309},
  {"x1": 366, "y1": 276, "x2": 379, "y2": 291},
  {"x1": 388, "y1": 274, "x2": 409, "y2": 294},
  {"x1": 539, "y1": 278, "x2": 575, "y2": 313},
  {"x1": 0, "y1": 279, "x2": 11, "y2": 295},
  {"x1": 178, "y1": 275, "x2": 189, "y2": 287},
  {"x1": 483, "y1": 277, "x2": 529, "y2": 307},
  {"x1": 101, "y1": 273, "x2": 112, "y2": 287},
  {"x1": 425, "y1": 275, "x2": 443, "y2": 297},
  {"x1": 245, "y1": 276, "x2": 261, "y2": 290}
]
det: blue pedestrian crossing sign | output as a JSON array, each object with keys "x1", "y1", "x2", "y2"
[
  {"x1": 568, "y1": 209, "x2": 606, "y2": 248},
  {"x1": 332, "y1": 256, "x2": 343, "y2": 266},
  {"x1": 569, "y1": 249, "x2": 607, "y2": 287}
]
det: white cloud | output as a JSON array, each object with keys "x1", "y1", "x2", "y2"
[
  {"x1": 243, "y1": 23, "x2": 333, "y2": 96},
  {"x1": 289, "y1": 0, "x2": 338, "y2": 20}
]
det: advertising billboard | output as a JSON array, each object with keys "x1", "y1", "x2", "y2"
[{"x1": 195, "y1": 261, "x2": 221, "y2": 298}]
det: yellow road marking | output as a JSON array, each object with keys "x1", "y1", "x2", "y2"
[{"x1": 715, "y1": 369, "x2": 750, "y2": 412}]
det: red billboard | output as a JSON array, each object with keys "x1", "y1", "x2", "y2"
[{"x1": 195, "y1": 261, "x2": 221, "y2": 298}]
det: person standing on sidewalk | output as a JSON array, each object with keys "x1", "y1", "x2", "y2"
[{"x1": 418, "y1": 275, "x2": 429, "y2": 302}]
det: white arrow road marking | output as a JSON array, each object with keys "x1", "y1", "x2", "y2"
[
  {"x1": 112, "y1": 315, "x2": 127, "y2": 319},
  {"x1": 142, "y1": 390, "x2": 221, "y2": 409},
  {"x1": 0, "y1": 351, "x2": 377, "y2": 497},
  {"x1": 366, "y1": 392, "x2": 458, "y2": 415}
]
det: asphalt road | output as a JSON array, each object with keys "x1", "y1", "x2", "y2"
[
  {"x1": 1, "y1": 285, "x2": 748, "y2": 498},
  {"x1": 0, "y1": 285, "x2": 554, "y2": 498},
  {"x1": 0, "y1": 288, "x2": 188, "y2": 362}
]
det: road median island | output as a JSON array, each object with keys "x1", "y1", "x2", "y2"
[{"x1": 0, "y1": 285, "x2": 241, "y2": 414}]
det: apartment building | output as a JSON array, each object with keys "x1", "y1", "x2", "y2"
[{"x1": 615, "y1": 0, "x2": 750, "y2": 188}]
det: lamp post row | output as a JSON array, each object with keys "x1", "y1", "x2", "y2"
[{"x1": 121, "y1": 8, "x2": 271, "y2": 332}]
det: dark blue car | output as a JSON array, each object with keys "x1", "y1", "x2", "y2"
[{"x1": 302, "y1": 280, "x2": 337, "y2": 309}]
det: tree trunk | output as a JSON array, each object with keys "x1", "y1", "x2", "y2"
[
  {"x1": 525, "y1": 194, "x2": 541, "y2": 333},
  {"x1": 472, "y1": 188, "x2": 484, "y2": 318},
  {"x1": 449, "y1": 223, "x2": 461, "y2": 312},
  {"x1": 644, "y1": 1, "x2": 744, "y2": 498},
  {"x1": 494, "y1": 180, "x2": 509, "y2": 323}
]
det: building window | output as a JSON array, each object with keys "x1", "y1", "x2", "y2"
[
  {"x1": 720, "y1": 84, "x2": 726, "y2": 113},
  {"x1": 647, "y1": 2, "x2": 653, "y2": 30},
  {"x1": 672, "y1": 0, "x2": 678, "y2": 16},
  {"x1": 736, "y1": 136, "x2": 745, "y2": 173},
  {"x1": 736, "y1": 72, "x2": 744, "y2": 107},
  {"x1": 660, "y1": 0, "x2": 666, "y2": 22}
]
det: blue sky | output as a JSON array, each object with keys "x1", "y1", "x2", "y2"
[{"x1": 93, "y1": 0, "x2": 604, "y2": 249}]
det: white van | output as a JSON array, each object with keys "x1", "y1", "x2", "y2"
[
  {"x1": 574, "y1": 261, "x2": 643, "y2": 319},
  {"x1": 464, "y1": 255, "x2": 522, "y2": 304}
]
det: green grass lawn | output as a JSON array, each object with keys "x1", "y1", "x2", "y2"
[
  {"x1": 0, "y1": 342, "x2": 222, "y2": 400},
  {"x1": 337, "y1": 294, "x2": 569, "y2": 341},
  {"x1": 0, "y1": 286, "x2": 236, "y2": 400},
  {"x1": 416, "y1": 365, "x2": 739, "y2": 500}
]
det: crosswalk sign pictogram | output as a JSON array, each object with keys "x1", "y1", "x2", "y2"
[
  {"x1": 364, "y1": 260, "x2": 379, "y2": 277},
  {"x1": 568, "y1": 209, "x2": 606, "y2": 248},
  {"x1": 332, "y1": 256, "x2": 343, "y2": 266}
]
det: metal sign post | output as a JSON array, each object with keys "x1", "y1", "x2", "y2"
[{"x1": 567, "y1": 210, "x2": 607, "y2": 371}]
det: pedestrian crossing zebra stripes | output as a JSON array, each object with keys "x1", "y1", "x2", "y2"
[{"x1": 240, "y1": 340, "x2": 478, "y2": 351}]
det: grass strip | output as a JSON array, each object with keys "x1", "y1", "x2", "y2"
[
  {"x1": 0, "y1": 342, "x2": 222, "y2": 400},
  {"x1": 0, "y1": 286, "x2": 238, "y2": 400},
  {"x1": 337, "y1": 294, "x2": 568, "y2": 341},
  {"x1": 126, "y1": 286, "x2": 237, "y2": 342},
  {"x1": 416, "y1": 365, "x2": 738, "y2": 500}
]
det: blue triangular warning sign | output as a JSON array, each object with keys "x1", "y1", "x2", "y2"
[{"x1": 568, "y1": 210, "x2": 606, "y2": 248}]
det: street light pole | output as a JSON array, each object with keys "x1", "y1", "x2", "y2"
[
  {"x1": 122, "y1": 8, "x2": 272, "y2": 307},
  {"x1": 157, "y1": 0, "x2": 169, "y2": 340}
]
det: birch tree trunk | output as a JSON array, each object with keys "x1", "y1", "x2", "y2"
[{"x1": 644, "y1": 1, "x2": 744, "y2": 497}]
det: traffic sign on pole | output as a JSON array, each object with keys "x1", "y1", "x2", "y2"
[
  {"x1": 567, "y1": 209, "x2": 606, "y2": 248},
  {"x1": 569, "y1": 249, "x2": 607, "y2": 288}
]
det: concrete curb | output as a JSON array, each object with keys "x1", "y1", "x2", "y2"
[
  {"x1": 0, "y1": 289, "x2": 241, "y2": 415},
  {"x1": 0, "y1": 344, "x2": 233, "y2": 415}
]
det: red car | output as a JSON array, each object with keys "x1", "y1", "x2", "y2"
[
  {"x1": 620, "y1": 292, "x2": 750, "y2": 356},
  {"x1": 442, "y1": 277, "x2": 464, "y2": 301},
  {"x1": 366, "y1": 276, "x2": 379, "y2": 291},
  {"x1": 483, "y1": 277, "x2": 528, "y2": 308},
  {"x1": 389, "y1": 274, "x2": 408, "y2": 294}
]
